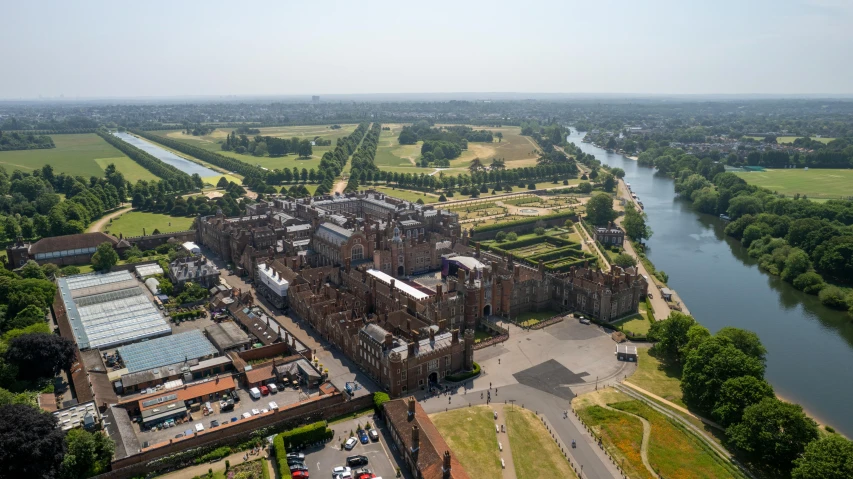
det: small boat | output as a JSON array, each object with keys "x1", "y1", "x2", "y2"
[{"x1": 638, "y1": 201, "x2": 644, "y2": 209}]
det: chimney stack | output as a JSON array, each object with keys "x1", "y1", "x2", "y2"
[
  {"x1": 384, "y1": 332, "x2": 393, "y2": 350},
  {"x1": 408, "y1": 396, "x2": 416, "y2": 417},
  {"x1": 411, "y1": 425, "x2": 420, "y2": 452},
  {"x1": 443, "y1": 451, "x2": 452, "y2": 478},
  {"x1": 436, "y1": 283, "x2": 443, "y2": 300},
  {"x1": 429, "y1": 327, "x2": 435, "y2": 342},
  {"x1": 452, "y1": 329, "x2": 459, "y2": 344}
]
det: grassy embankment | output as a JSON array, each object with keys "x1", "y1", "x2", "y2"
[{"x1": 0, "y1": 133, "x2": 159, "y2": 182}]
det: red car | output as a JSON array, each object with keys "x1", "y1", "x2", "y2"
[
  {"x1": 259, "y1": 385, "x2": 270, "y2": 396},
  {"x1": 292, "y1": 471, "x2": 309, "y2": 479}
]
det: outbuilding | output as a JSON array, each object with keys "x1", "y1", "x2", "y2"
[{"x1": 182, "y1": 241, "x2": 201, "y2": 256}]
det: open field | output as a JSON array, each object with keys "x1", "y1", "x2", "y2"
[
  {"x1": 100, "y1": 211, "x2": 195, "y2": 237},
  {"x1": 431, "y1": 406, "x2": 503, "y2": 479},
  {"x1": 744, "y1": 136, "x2": 835, "y2": 144},
  {"x1": 734, "y1": 168, "x2": 853, "y2": 199},
  {"x1": 612, "y1": 313, "x2": 651, "y2": 337},
  {"x1": 611, "y1": 400, "x2": 742, "y2": 479},
  {"x1": 575, "y1": 389, "x2": 652, "y2": 479},
  {"x1": 0, "y1": 133, "x2": 159, "y2": 180},
  {"x1": 372, "y1": 125, "x2": 542, "y2": 176},
  {"x1": 626, "y1": 348, "x2": 685, "y2": 407},
  {"x1": 505, "y1": 407, "x2": 577, "y2": 478}
]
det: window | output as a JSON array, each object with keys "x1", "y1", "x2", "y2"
[
  {"x1": 444, "y1": 355, "x2": 451, "y2": 365},
  {"x1": 419, "y1": 379, "x2": 424, "y2": 386},
  {"x1": 351, "y1": 244, "x2": 364, "y2": 261},
  {"x1": 402, "y1": 370, "x2": 407, "y2": 380},
  {"x1": 428, "y1": 359, "x2": 438, "y2": 371}
]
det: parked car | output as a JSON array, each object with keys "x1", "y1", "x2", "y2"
[
  {"x1": 220, "y1": 400, "x2": 235, "y2": 412},
  {"x1": 268, "y1": 383, "x2": 278, "y2": 394},
  {"x1": 174, "y1": 433, "x2": 184, "y2": 439},
  {"x1": 346, "y1": 455, "x2": 368, "y2": 467},
  {"x1": 231, "y1": 416, "x2": 238, "y2": 423},
  {"x1": 288, "y1": 461, "x2": 306, "y2": 469},
  {"x1": 251, "y1": 408, "x2": 260, "y2": 415},
  {"x1": 242, "y1": 412, "x2": 251, "y2": 419},
  {"x1": 249, "y1": 387, "x2": 261, "y2": 399},
  {"x1": 368, "y1": 429, "x2": 379, "y2": 442},
  {"x1": 287, "y1": 457, "x2": 304, "y2": 466},
  {"x1": 184, "y1": 429, "x2": 193, "y2": 437},
  {"x1": 231, "y1": 390, "x2": 241, "y2": 402},
  {"x1": 358, "y1": 430, "x2": 369, "y2": 444},
  {"x1": 332, "y1": 466, "x2": 352, "y2": 476},
  {"x1": 344, "y1": 437, "x2": 358, "y2": 450},
  {"x1": 269, "y1": 401, "x2": 279, "y2": 410},
  {"x1": 210, "y1": 420, "x2": 219, "y2": 428},
  {"x1": 259, "y1": 385, "x2": 270, "y2": 396},
  {"x1": 290, "y1": 464, "x2": 308, "y2": 472},
  {"x1": 579, "y1": 317, "x2": 591, "y2": 325},
  {"x1": 291, "y1": 471, "x2": 309, "y2": 479},
  {"x1": 286, "y1": 452, "x2": 305, "y2": 460},
  {"x1": 195, "y1": 423, "x2": 204, "y2": 432}
]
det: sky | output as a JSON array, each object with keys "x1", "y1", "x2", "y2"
[{"x1": 2, "y1": 0, "x2": 852, "y2": 99}]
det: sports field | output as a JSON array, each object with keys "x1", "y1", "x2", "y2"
[
  {"x1": 734, "y1": 168, "x2": 853, "y2": 199},
  {"x1": 101, "y1": 211, "x2": 195, "y2": 237},
  {"x1": 0, "y1": 134, "x2": 159, "y2": 181}
]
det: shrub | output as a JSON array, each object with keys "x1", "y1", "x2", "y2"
[
  {"x1": 438, "y1": 194, "x2": 447, "y2": 202},
  {"x1": 194, "y1": 446, "x2": 231, "y2": 464},
  {"x1": 527, "y1": 183, "x2": 536, "y2": 190},
  {"x1": 446, "y1": 362, "x2": 480, "y2": 382},
  {"x1": 472, "y1": 210, "x2": 576, "y2": 234},
  {"x1": 818, "y1": 286, "x2": 848, "y2": 310},
  {"x1": 280, "y1": 421, "x2": 333, "y2": 448},
  {"x1": 373, "y1": 392, "x2": 390, "y2": 412},
  {"x1": 793, "y1": 272, "x2": 825, "y2": 294},
  {"x1": 534, "y1": 227, "x2": 545, "y2": 236},
  {"x1": 506, "y1": 232, "x2": 518, "y2": 241},
  {"x1": 495, "y1": 231, "x2": 507, "y2": 242},
  {"x1": 653, "y1": 270, "x2": 669, "y2": 283},
  {"x1": 273, "y1": 434, "x2": 292, "y2": 479}
]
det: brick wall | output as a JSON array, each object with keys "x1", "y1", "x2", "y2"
[{"x1": 95, "y1": 393, "x2": 374, "y2": 479}]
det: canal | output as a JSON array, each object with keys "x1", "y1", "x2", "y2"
[
  {"x1": 568, "y1": 131, "x2": 853, "y2": 436},
  {"x1": 112, "y1": 132, "x2": 220, "y2": 178}
]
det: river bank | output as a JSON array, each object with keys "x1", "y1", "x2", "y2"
[{"x1": 569, "y1": 130, "x2": 853, "y2": 437}]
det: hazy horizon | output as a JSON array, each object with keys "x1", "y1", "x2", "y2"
[{"x1": 3, "y1": 0, "x2": 852, "y2": 99}]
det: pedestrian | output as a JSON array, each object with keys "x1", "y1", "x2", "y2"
[
  {"x1": 490, "y1": 382, "x2": 492, "y2": 389},
  {"x1": 481, "y1": 392, "x2": 484, "y2": 399}
]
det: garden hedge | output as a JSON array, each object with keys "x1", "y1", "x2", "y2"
[
  {"x1": 273, "y1": 434, "x2": 292, "y2": 479},
  {"x1": 279, "y1": 420, "x2": 333, "y2": 448},
  {"x1": 472, "y1": 210, "x2": 576, "y2": 234},
  {"x1": 446, "y1": 362, "x2": 480, "y2": 382}
]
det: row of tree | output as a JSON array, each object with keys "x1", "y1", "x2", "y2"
[
  {"x1": 97, "y1": 130, "x2": 201, "y2": 193},
  {"x1": 221, "y1": 131, "x2": 313, "y2": 158},
  {"x1": 344, "y1": 123, "x2": 383, "y2": 193},
  {"x1": 0, "y1": 131, "x2": 55, "y2": 151},
  {"x1": 648, "y1": 313, "x2": 853, "y2": 478}
]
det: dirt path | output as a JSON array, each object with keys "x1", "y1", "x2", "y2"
[
  {"x1": 620, "y1": 381, "x2": 723, "y2": 431},
  {"x1": 87, "y1": 205, "x2": 131, "y2": 233},
  {"x1": 575, "y1": 220, "x2": 611, "y2": 269},
  {"x1": 597, "y1": 402, "x2": 659, "y2": 479}
]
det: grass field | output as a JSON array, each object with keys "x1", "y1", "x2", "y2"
[
  {"x1": 611, "y1": 401, "x2": 742, "y2": 479},
  {"x1": 0, "y1": 134, "x2": 159, "y2": 181},
  {"x1": 513, "y1": 310, "x2": 560, "y2": 327},
  {"x1": 101, "y1": 211, "x2": 196, "y2": 237},
  {"x1": 612, "y1": 314, "x2": 651, "y2": 337},
  {"x1": 575, "y1": 390, "x2": 652, "y2": 479},
  {"x1": 733, "y1": 168, "x2": 853, "y2": 199},
  {"x1": 744, "y1": 136, "x2": 835, "y2": 144},
  {"x1": 360, "y1": 186, "x2": 440, "y2": 203},
  {"x1": 431, "y1": 406, "x2": 503, "y2": 479},
  {"x1": 505, "y1": 407, "x2": 577, "y2": 478},
  {"x1": 626, "y1": 348, "x2": 685, "y2": 407}
]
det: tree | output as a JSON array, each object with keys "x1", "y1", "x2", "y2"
[
  {"x1": 506, "y1": 232, "x2": 518, "y2": 241},
  {"x1": 793, "y1": 271, "x2": 824, "y2": 294},
  {"x1": 91, "y1": 242, "x2": 118, "y2": 272},
  {"x1": 716, "y1": 327, "x2": 767, "y2": 363},
  {"x1": 61, "y1": 429, "x2": 115, "y2": 479},
  {"x1": 495, "y1": 132, "x2": 503, "y2": 143},
  {"x1": 60, "y1": 265, "x2": 80, "y2": 276},
  {"x1": 0, "y1": 404, "x2": 66, "y2": 479},
  {"x1": 623, "y1": 206, "x2": 653, "y2": 242},
  {"x1": 727, "y1": 398, "x2": 819, "y2": 475},
  {"x1": 495, "y1": 231, "x2": 507, "y2": 242},
  {"x1": 297, "y1": 140, "x2": 313, "y2": 157},
  {"x1": 647, "y1": 312, "x2": 697, "y2": 363},
  {"x1": 20, "y1": 260, "x2": 46, "y2": 280},
  {"x1": 577, "y1": 181, "x2": 593, "y2": 194},
  {"x1": 534, "y1": 227, "x2": 545, "y2": 236},
  {"x1": 712, "y1": 376, "x2": 774, "y2": 426},
  {"x1": 216, "y1": 177, "x2": 229, "y2": 188},
  {"x1": 681, "y1": 337, "x2": 765, "y2": 413},
  {"x1": 610, "y1": 167, "x2": 625, "y2": 179},
  {"x1": 5, "y1": 304, "x2": 45, "y2": 332},
  {"x1": 791, "y1": 435, "x2": 853, "y2": 479},
  {"x1": 600, "y1": 172, "x2": 616, "y2": 192},
  {"x1": 585, "y1": 193, "x2": 617, "y2": 226},
  {"x1": 438, "y1": 194, "x2": 447, "y2": 202},
  {"x1": 4, "y1": 333, "x2": 77, "y2": 381},
  {"x1": 613, "y1": 253, "x2": 637, "y2": 268},
  {"x1": 819, "y1": 285, "x2": 847, "y2": 309}
]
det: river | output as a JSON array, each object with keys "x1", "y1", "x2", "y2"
[
  {"x1": 112, "y1": 132, "x2": 219, "y2": 178},
  {"x1": 568, "y1": 131, "x2": 853, "y2": 436}
]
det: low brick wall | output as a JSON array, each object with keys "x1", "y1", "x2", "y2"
[
  {"x1": 96, "y1": 393, "x2": 373, "y2": 479},
  {"x1": 529, "y1": 315, "x2": 565, "y2": 330}
]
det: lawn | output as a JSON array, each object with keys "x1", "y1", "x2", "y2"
[
  {"x1": 512, "y1": 310, "x2": 560, "y2": 327},
  {"x1": 733, "y1": 168, "x2": 853, "y2": 199},
  {"x1": 100, "y1": 211, "x2": 196, "y2": 238},
  {"x1": 505, "y1": 407, "x2": 577, "y2": 479},
  {"x1": 612, "y1": 313, "x2": 651, "y2": 338},
  {"x1": 360, "y1": 186, "x2": 440, "y2": 203},
  {"x1": 575, "y1": 390, "x2": 652, "y2": 479},
  {"x1": 0, "y1": 133, "x2": 159, "y2": 180},
  {"x1": 431, "y1": 406, "x2": 503, "y2": 479},
  {"x1": 626, "y1": 348, "x2": 685, "y2": 407},
  {"x1": 611, "y1": 401, "x2": 742, "y2": 479}
]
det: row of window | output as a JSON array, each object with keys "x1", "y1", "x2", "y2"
[{"x1": 35, "y1": 246, "x2": 98, "y2": 260}]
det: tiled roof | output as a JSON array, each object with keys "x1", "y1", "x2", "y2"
[
  {"x1": 384, "y1": 398, "x2": 470, "y2": 479},
  {"x1": 245, "y1": 362, "x2": 276, "y2": 384},
  {"x1": 30, "y1": 232, "x2": 118, "y2": 254}
]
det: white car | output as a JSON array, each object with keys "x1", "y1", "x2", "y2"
[
  {"x1": 242, "y1": 412, "x2": 251, "y2": 419},
  {"x1": 268, "y1": 401, "x2": 279, "y2": 410},
  {"x1": 261, "y1": 408, "x2": 269, "y2": 414},
  {"x1": 252, "y1": 408, "x2": 260, "y2": 415},
  {"x1": 195, "y1": 423, "x2": 204, "y2": 432},
  {"x1": 332, "y1": 466, "x2": 352, "y2": 476},
  {"x1": 344, "y1": 437, "x2": 358, "y2": 450}
]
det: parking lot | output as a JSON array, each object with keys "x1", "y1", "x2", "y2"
[
  {"x1": 137, "y1": 387, "x2": 311, "y2": 446},
  {"x1": 294, "y1": 415, "x2": 399, "y2": 479}
]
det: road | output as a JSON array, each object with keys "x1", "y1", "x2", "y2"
[{"x1": 86, "y1": 205, "x2": 131, "y2": 233}]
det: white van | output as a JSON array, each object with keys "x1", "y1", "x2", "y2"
[
  {"x1": 195, "y1": 423, "x2": 204, "y2": 432},
  {"x1": 268, "y1": 401, "x2": 279, "y2": 410},
  {"x1": 249, "y1": 387, "x2": 261, "y2": 399},
  {"x1": 267, "y1": 383, "x2": 278, "y2": 394}
]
